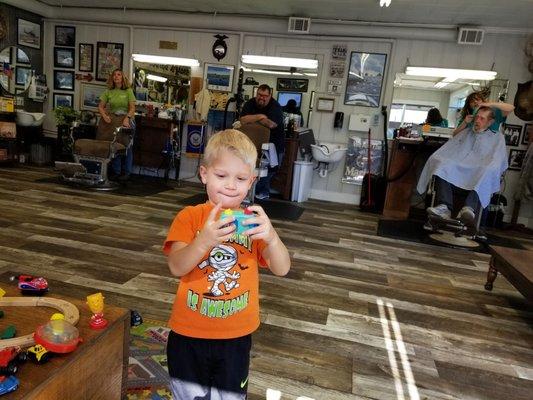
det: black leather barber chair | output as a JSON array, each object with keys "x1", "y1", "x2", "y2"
[{"x1": 55, "y1": 115, "x2": 133, "y2": 190}]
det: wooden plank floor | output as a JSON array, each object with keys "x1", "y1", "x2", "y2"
[{"x1": 0, "y1": 166, "x2": 532, "y2": 400}]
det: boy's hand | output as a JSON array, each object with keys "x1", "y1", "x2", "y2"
[
  {"x1": 242, "y1": 205, "x2": 277, "y2": 244},
  {"x1": 464, "y1": 115, "x2": 474, "y2": 124},
  {"x1": 196, "y1": 203, "x2": 236, "y2": 251}
]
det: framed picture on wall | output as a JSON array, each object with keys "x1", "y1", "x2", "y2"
[
  {"x1": 15, "y1": 66, "x2": 31, "y2": 86},
  {"x1": 503, "y1": 123, "x2": 522, "y2": 146},
  {"x1": 277, "y1": 78, "x2": 309, "y2": 92},
  {"x1": 55, "y1": 25, "x2": 76, "y2": 46},
  {"x1": 203, "y1": 63, "x2": 234, "y2": 92},
  {"x1": 54, "y1": 70, "x2": 75, "y2": 91},
  {"x1": 316, "y1": 97, "x2": 335, "y2": 112},
  {"x1": 53, "y1": 93, "x2": 74, "y2": 109},
  {"x1": 523, "y1": 123, "x2": 532, "y2": 146},
  {"x1": 17, "y1": 18, "x2": 41, "y2": 49},
  {"x1": 96, "y1": 42, "x2": 124, "y2": 81},
  {"x1": 16, "y1": 49, "x2": 30, "y2": 64},
  {"x1": 344, "y1": 51, "x2": 387, "y2": 107},
  {"x1": 54, "y1": 47, "x2": 75, "y2": 69},
  {"x1": 508, "y1": 149, "x2": 526, "y2": 171},
  {"x1": 80, "y1": 83, "x2": 107, "y2": 111},
  {"x1": 79, "y1": 43, "x2": 93, "y2": 72}
]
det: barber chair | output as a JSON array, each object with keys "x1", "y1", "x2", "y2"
[
  {"x1": 55, "y1": 115, "x2": 133, "y2": 190},
  {"x1": 236, "y1": 122, "x2": 273, "y2": 203},
  {"x1": 423, "y1": 177, "x2": 485, "y2": 248}
]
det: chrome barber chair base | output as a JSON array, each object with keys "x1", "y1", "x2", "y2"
[
  {"x1": 424, "y1": 215, "x2": 481, "y2": 249},
  {"x1": 55, "y1": 161, "x2": 119, "y2": 191},
  {"x1": 428, "y1": 231, "x2": 480, "y2": 248}
]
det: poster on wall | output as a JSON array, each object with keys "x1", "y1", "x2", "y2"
[
  {"x1": 203, "y1": 64, "x2": 234, "y2": 92},
  {"x1": 329, "y1": 61, "x2": 345, "y2": 78},
  {"x1": 342, "y1": 136, "x2": 383, "y2": 185},
  {"x1": 344, "y1": 51, "x2": 387, "y2": 108},
  {"x1": 185, "y1": 122, "x2": 207, "y2": 157},
  {"x1": 332, "y1": 44, "x2": 347, "y2": 60},
  {"x1": 95, "y1": 42, "x2": 124, "y2": 81}
]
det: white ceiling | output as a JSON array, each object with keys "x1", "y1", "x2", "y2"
[{"x1": 41, "y1": 0, "x2": 533, "y2": 29}]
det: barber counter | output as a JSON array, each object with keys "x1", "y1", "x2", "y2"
[{"x1": 382, "y1": 137, "x2": 446, "y2": 219}]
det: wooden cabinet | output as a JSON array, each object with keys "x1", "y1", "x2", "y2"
[
  {"x1": 134, "y1": 116, "x2": 175, "y2": 169},
  {"x1": 0, "y1": 113, "x2": 17, "y2": 164},
  {"x1": 272, "y1": 137, "x2": 299, "y2": 200},
  {"x1": 0, "y1": 285, "x2": 129, "y2": 400},
  {"x1": 382, "y1": 138, "x2": 445, "y2": 219}
]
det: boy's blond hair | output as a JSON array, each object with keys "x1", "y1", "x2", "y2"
[{"x1": 203, "y1": 129, "x2": 257, "y2": 170}]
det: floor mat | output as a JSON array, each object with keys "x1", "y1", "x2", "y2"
[
  {"x1": 377, "y1": 218, "x2": 525, "y2": 253},
  {"x1": 178, "y1": 193, "x2": 305, "y2": 221},
  {"x1": 36, "y1": 175, "x2": 174, "y2": 197},
  {"x1": 127, "y1": 320, "x2": 172, "y2": 400}
]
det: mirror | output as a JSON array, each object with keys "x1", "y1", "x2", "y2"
[
  {"x1": 0, "y1": 46, "x2": 32, "y2": 95},
  {"x1": 389, "y1": 71, "x2": 507, "y2": 131},
  {"x1": 241, "y1": 66, "x2": 318, "y2": 129},
  {"x1": 132, "y1": 61, "x2": 191, "y2": 106}
]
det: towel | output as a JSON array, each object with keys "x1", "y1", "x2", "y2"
[
  {"x1": 261, "y1": 143, "x2": 278, "y2": 168},
  {"x1": 417, "y1": 127, "x2": 507, "y2": 207}
]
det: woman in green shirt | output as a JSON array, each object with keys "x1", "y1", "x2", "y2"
[{"x1": 98, "y1": 68, "x2": 136, "y2": 178}]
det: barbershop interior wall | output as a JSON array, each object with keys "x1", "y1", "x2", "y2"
[
  {"x1": 42, "y1": 22, "x2": 130, "y2": 132},
  {"x1": 37, "y1": 16, "x2": 531, "y2": 226}
]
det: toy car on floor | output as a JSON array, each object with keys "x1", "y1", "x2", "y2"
[
  {"x1": 0, "y1": 347, "x2": 27, "y2": 376},
  {"x1": 26, "y1": 345, "x2": 51, "y2": 364},
  {"x1": 12, "y1": 275, "x2": 49, "y2": 295},
  {"x1": 0, "y1": 375, "x2": 19, "y2": 395}
]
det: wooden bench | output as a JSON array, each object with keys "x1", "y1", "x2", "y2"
[{"x1": 485, "y1": 245, "x2": 533, "y2": 303}]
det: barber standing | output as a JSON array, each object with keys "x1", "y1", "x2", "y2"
[
  {"x1": 98, "y1": 68, "x2": 136, "y2": 180},
  {"x1": 240, "y1": 84, "x2": 284, "y2": 200}
]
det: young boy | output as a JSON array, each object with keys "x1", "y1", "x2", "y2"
[{"x1": 163, "y1": 129, "x2": 291, "y2": 400}]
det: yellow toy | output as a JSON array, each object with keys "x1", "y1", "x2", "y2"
[{"x1": 86, "y1": 293, "x2": 108, "y2": 329}]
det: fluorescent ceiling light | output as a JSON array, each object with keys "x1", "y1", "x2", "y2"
[
  {"x1": 242, "y1": 67, "x2": 317, "y2": 77},
  {"x1": 406, "y1": 66, "x2": 497, "y2": 81},
  {"x1": 132, "y1": 54, "x2": 199, "y2": 67},
  {"x1": 147, "y1": 74, "x2": 167, "y2": 82},
  {"x1": 434, "y1": 76, "x2": 456, "y2": 89},
  {"x1": 241, "y1": 55, "x2": 318, "y2": 70},
  {"x1": 380, "y1": 0, "x2": 391, "y2": 7}
]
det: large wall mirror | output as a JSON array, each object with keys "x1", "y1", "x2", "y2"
[
  {"x1": 241, "y1": 62, "x2": 319, "y2": 129},
  {"x1": 0, "y1": 46, "x2": 33, "y2": 95},
  {"x1": 389, "y1": 70, "x2": 508, "y2": 132},
  {"x1": 132, "y1": 61, "x2": 191, "y2": 106}
]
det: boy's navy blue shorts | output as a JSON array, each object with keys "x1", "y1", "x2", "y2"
[{"x1": 167, "y1": 330, "x2": 252, "y2": 399}]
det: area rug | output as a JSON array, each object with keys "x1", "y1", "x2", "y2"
[
  {"x1": 377, "y1": 218, "x2": 525, "y2": 253},
  {"x1": 126, "y1": 320, "x2": 172, "y2": 400},
  {"x1": 36, "y1": 174, "x2": 174, "y2": 197},
  {"x1": 178, "y1": 193, "x2": 305, "y2": 221}
]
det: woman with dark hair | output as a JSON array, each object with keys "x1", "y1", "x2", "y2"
[
  {"x1": 98, "y1": 68, "x2": 136, "y2": 179},
  {"x1": 453, "y1": 89, "x2": 514, "y2": 136},
  {"x1": 282, "y1": 99, "x2": 304, "y2": 127},
  {"x1": 425, "y1": 108, "x2": 448, "y2": 127}
]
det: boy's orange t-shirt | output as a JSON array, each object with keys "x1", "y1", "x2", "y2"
[{"x1": 163, "y1": 202, "x2": 268, "y2": 339}]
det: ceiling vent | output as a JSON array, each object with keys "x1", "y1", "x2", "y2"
[
  {"x1": 457, "y1": 27, "x2": 485, "y2": 45},
  {"x1": 288, "y1": 17, "x2": 311, "y2": 34}
]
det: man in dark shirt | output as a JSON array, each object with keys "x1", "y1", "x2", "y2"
[{"x1": 240, "y1": 84, "x2": 284, "y2": 200}]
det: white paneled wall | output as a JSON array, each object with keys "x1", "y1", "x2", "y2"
[
  {"x1": 132, "y1": 28, "x2": 240, "y2": 79},
  {"x1": 43, "y1": 22, "x2": 130, "y2": 132}
]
